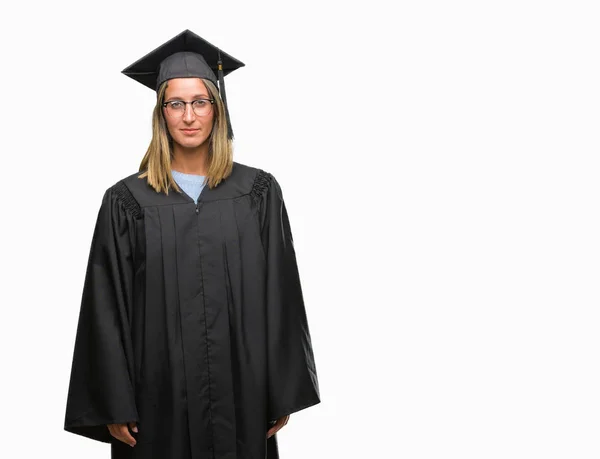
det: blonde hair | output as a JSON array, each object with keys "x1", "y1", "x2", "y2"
[{"x1": 137, "y1": 78, "x2": 233, "y2": 194}]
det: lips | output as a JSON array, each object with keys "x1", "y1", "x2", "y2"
[{"x1": 181, "y1": 129, "x2": 199, "y2": 135}]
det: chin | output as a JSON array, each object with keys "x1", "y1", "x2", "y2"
[{"x1": 176, "y1": 137, "x2": 208, "y2": 149}]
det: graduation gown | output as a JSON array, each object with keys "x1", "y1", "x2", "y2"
[{"x1": 63, "y1": 161, "x2": 321, "y2": 459}]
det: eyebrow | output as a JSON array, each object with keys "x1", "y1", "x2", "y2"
[{"x1": 165, "y1": 94, "x2": 209, "y2": 101}]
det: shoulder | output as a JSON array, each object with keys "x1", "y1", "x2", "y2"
[
  {"x1": 197, "y1": 161, "x2": 278, "y2": 201},
  {"x1": 103, "y1": 171, "x2": 144, "y2": 196},
  {"x1": 100, "y1": 172, "x2": 143, "y2": 218},
  {"x1": 232, "y1": 161, "x2": 274, "y2": 195},
  {"x1": 231, "y1": 160, "x2": 271, "y2": 185},
  {"x1": 117, "y1": 170, "x2": 147, "y2": 191},
  {"x1": 232, "y1": 162, "x2": 287, "y2": 209}
]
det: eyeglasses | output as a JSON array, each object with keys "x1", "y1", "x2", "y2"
[{"x1": 162, "y1": 98, "x2": 215, "y2": 117}]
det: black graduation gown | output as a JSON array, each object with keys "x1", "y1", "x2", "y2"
[{"x1": 63, "y1": 161, "x2": 321, "y2": 459}]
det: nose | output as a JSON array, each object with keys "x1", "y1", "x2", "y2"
[{"x1": 183, "y1": 103, "x2": 196, "y2": 122}]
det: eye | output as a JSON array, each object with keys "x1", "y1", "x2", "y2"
[
  {"x1": 169, "y1": 101, "x2": 184, "y2": 109},
  {"x1": 193, "y1": 100, "x2": 208, "y2": 107}
]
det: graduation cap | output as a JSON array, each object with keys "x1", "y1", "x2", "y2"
[{"x1": 121, "y1": 29, "x2": 245, "y2": 140}]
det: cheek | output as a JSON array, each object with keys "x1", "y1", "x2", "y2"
[{"x1": 164, "y1": 116, "x2": 178, "y2": 134}]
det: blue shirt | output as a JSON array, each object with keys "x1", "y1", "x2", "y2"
[{"x1": 171, "y1": 169, "x2": 206, "y2": 204}]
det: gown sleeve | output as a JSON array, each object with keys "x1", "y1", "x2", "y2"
[
  {"x1": 64, "y1": 184, "x2": 139, "y2": 443},
  {"x1": 258, "y1": 171, "x2": 321, "y2": 421}
]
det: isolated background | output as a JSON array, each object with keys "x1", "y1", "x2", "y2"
[{"x1": 1, "y1": 0, "x2": 599, "y2": 457}]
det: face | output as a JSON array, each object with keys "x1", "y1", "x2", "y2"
[{"x1": 162, "y1": 78, "x2": 215, "y2": 150}]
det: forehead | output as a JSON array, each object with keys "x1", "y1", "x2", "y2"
[{"x1": 165, "y1": 78, "x2": 209, "y2": 97}]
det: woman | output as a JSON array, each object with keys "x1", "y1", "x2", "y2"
[{"x1": 63, "y1": 30, "x2": 321, "y2": 459}]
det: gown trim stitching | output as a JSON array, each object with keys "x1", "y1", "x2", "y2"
[
  {"x1": 249, "y1": 169, "x2": 272, "y2": 206},
  {"x1": 111, "y1": 181, "x2": 142, "y2": 218}
]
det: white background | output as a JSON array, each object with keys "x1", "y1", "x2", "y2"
[{"x1": 1, "y1": 0, "x2": 599, "y2": 458}]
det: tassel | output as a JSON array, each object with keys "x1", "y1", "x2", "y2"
[{"x1": 217, "y1": 49, "x2": 234, "y2": 140}]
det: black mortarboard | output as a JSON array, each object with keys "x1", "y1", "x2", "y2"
[{"x1": 121, "y1": 29, "x2": 245, "y2": 140}]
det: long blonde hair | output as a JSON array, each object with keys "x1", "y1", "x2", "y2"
[{"x1": 137, "y1": 78, "x2": 233, "y2": 194}]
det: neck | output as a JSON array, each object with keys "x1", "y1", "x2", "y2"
[{"x1": 171, "y1": 143, "x2": 209, "y2": 175}]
